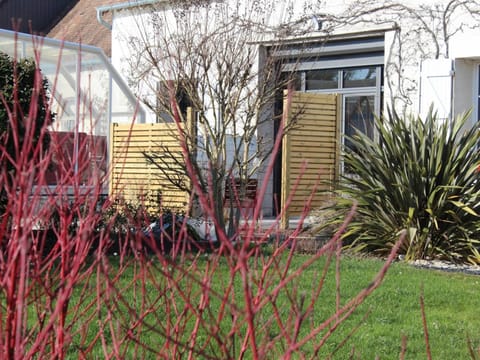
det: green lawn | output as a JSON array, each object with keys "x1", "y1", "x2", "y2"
[
  {"x1": 19, "y1": 252, "x2": 480, "y2": 359},
  {"x1": 310, "y1": 256, "x2": 480, "y2": 359}
]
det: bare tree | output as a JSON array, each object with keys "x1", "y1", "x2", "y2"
[
  {"x1": 112, "y1": 0, "x2": 480, "y2": 238},
  {"x1": 116, "y1": 1, "x2": 313, "y2": 238}
]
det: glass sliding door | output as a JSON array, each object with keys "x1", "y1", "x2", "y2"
[{"x1": 343, "y1": 94, "x2": 375, "y2": 151}]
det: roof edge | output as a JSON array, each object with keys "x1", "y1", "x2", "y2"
[
  {"x1": 96, "y1": 0, "x2": 164, "y2": 29},
  {"x1": 253, "y1": 26, "x2": 398, "y2": 47},
  {"x1": 0, "y1": 28, "x2": 104, "y2": 53}
]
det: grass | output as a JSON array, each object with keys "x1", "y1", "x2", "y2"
[
  {"x1": 21, "y1": 251, "x2": 480, "y2": 358},
  {"x1": 306, "y1": 254, "x2": 480, "y2": 359}
]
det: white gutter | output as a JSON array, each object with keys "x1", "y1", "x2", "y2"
[{"x1": 96, "y1": 0, "x2": 164, "y2": 30}]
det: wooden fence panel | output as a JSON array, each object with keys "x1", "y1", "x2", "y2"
[
  {"x1": 110, "y1": 122, "x2": 190, "y2": 212},
  {"x1": 281, "y1": 92, "x2": 340, "y2": 228}
]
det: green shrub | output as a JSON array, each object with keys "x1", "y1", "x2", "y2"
[
  {"x1": 332, "y1": 109, "x2": 480, "y2": 263},
  {"x1": 0, "y1": 52, "x2": 54, "y2": 211},
  {"x1": 0, "y1": 52, "x2": 54, "y2": 165}
]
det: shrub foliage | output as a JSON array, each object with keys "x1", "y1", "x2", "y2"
[
  {"x1": 334, "y1": 109, "x2": 480, "y2": 263},
  {"x1": 0, "y1": 51, "x2": 53, "y2": 165},
  {"x1": 0, "y1": 52, "x2": 54, "y2": 210}
]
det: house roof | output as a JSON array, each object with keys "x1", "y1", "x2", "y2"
[
  {"x1": 47, "y1": 0, "x2": 125, "y2": 56},
  {"x1": 0, "y1": 0, "x2": 78, "y2": 34}
]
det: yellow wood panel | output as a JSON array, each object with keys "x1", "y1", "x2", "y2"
[
  {"x1": 287, "y1": 165, "x2": 335, "y2": 173},
  {"x1": 287, "y1": 170, "x2": 335, "y2": 178},
  {"x1": 287, "y1": 170, "x2": 336, "y2": 179},
  {"x1": 290, "y1": 93, "x2": 337, "y2": 102},
  {"x1": 290, "y1": 129, "x2": 336, "y2": 137},
  {"x1": 289, "y1": 122, "x2": 336, "y2": 130},
  {"x1": 289, "y1": 135, "x2": 337, "y2": 143},
  {"x1": 111, "y1": 154, "x2": 182, "y2": 161},
  {"x1": 288, "y1": 154, "x2": 335, "y2": 162},
  {"x1": 112, "y1": 139, "x2": 180, "y2": 145},
  {"x1": 112, "y1": 135, "x2": 183, "y2": 142},
  {"x1": 289, "y1": 154, "x2": 335, "y2": 160},
  {"x1": 291, "y1": 109, "x2": 336, "y2": 116},
  {"x1": 288, "y1": 148, "x2": 336, "y2": 156},
  {"x1": 110, "y1": 121, "x2": 190, "y2": 212},
  {"x1": 281, "y1": 91, "x2": 339, "y2": 228}
]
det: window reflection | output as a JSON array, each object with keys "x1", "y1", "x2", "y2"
[
  {"x1": 282, "y1": 72, "x2": 302, "y2": 91},
  {"x1": 344, "y1": 95, "x2": 375, "y2": 151},
  {"x1": 44, "y1": 132, "x2": 107, "y2": 186},
  {"x1": 306, "y1": 69, "x2": 338, "y2": 90},
  {"x1": 156, "y1": 81, "x2": 193, "y2": 123},
  {"x1": 343, "y1": 67, "x2": 376, "y2": 88}
]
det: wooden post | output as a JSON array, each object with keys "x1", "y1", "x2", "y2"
[
  {"x1": 185, "y1": 107, "x2": 196, "y2": 207},
  {"x1": 334, "y1": 93, "x2": 341, "y2": 187},
  {"x1": 281, "y1": 89, "x2": 292, "y2": 230},
  {"x1": 108, "y1": 122, "x2": 116, "y2": 197}
]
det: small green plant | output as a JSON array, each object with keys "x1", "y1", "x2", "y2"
[{"x1": 331, "y1": 109, "x2": 480, "y2": 263}]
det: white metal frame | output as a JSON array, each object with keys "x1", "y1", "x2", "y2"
[{"x1": 0, "y1": 29, "x2": 146, "y2": 195}]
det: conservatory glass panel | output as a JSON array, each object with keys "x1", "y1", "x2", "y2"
[{"x1": 0, "y1": 29, "x2": 144, "y2": 188}]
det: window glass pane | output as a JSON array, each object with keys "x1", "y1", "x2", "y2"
[
  {"x1": 156, "y1": 81, "x2": 193, "y2": 123},
  {"x1": 343, "y1": 67, "x2": 376, "y2": 88},
  {"x1": 306, "y1": 69, "x2": 338, "y2": 90},
  {"x1": 344, "y1": 95, "x2": 375, "y2": 150},
  {"x1": 281, "y1": 72, "x2": 302, "y2": 91},
  {"x1": 44, "y1": 132, "x2": 107, "y2": 186}
]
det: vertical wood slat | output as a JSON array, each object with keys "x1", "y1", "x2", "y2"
[
  {"x1": 280, "y1": 91, "x2": 292, "y2": 230},
  {"x1": 281, "y1": 92, "x2": 340, "y2": 229},
  {"x1": 109, "y1": 120, "x2": 191, "y2": 212}
]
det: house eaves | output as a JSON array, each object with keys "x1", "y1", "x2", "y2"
[
  {"x1": 256, "y1": 27, "x2": 397, "y2": 48},
  {"x1": 96, "y1": 0, "x2": 163, "y2": 30}
]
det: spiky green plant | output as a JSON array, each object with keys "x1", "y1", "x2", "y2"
[{"x1": 334, "y1": 109, "x2": 480, "y2": 263}]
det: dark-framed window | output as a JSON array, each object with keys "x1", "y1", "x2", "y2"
[
  {"x1": 156, "y1": 80, "x2": 193, "y2": 123},
  {"x1": 478, "y1": 64, "x2": 480, "y2": 123}
]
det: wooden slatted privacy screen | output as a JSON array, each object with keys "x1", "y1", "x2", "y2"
[
  {"x1": 109, "y1": 122, "x2": 190, "y2": 212},
  {"x1": 281, "y1": 92, "x2": 340, "y2": 228}
]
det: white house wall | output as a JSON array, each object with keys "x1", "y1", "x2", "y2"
[
  {"x1": 110, "y1": 0, "x2": 480, "y2": 120},
  {"x1": 111, "y1": 9, "x2": 157, "y2": 123},
  {"x1": 111, "y1": 0, "x2": 317, "y2": 125},
  {"x1": 110, "y1": 0, "x2": 329, "y2": 218},
  {"x1": 107, "y1": 0, "x2": 480, "y2": 216},
  {"x1": 453, "y1": 59, "x2": 476, "y2": 125}
]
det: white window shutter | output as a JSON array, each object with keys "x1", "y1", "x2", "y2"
[{"x1": 419, "y1": 59, "x2": 453, "y2": 121}]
